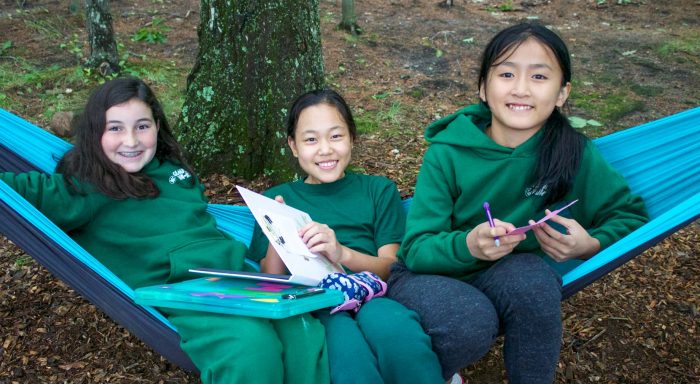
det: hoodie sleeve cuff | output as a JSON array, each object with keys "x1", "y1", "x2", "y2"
[{"x1": 453, "y1": 231, "x2": 473, "y2": 263}]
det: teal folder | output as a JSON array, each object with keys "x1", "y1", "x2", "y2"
[{"x1": 134, "y1": 277, "x2": 344, "y2": 319}]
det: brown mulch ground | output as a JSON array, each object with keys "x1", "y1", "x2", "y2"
[{"x1": 1, "y1": 0, "x2": 699, "y2": 383}]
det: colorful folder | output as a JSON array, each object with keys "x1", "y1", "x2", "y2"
[{"x1": 134, "y1": 277, "x2": 344, "y2": 319}]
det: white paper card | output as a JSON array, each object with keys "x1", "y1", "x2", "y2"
[{"x1": 236, "y1": 185, "x2": 343, "y2": 285}]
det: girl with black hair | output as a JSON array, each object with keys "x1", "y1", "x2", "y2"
[
  {"x1": 248, "y1": 89, "x2": 445, "y2": 384},
  {"x1": 386, "y1": 23, "x2": 648, "y2": 383}
]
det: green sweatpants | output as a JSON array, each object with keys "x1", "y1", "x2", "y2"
[
  {"x1": 165, "y1": 309, "x2": 330, "y2": 384},
  {"x1": 315, "y1": 297, "x2": 443, "y2": 384}
]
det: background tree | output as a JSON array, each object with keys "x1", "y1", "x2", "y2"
[
  {"x1": 84, "y1": 0, "x2": 120, "y2": 75},
  {"x1": 339, "y1": 0, "x2": 361, "y2": 35},
  {"x1": 176, "y1": 0, "x2": 325, "y2": 180}
]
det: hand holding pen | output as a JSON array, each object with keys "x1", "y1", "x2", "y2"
[
  {"x1": 483, "y1": 202, "x2": 500, "y2": 247},
  {"x1": 465, "y1": 202, "x2": 525, "y2": 261}
]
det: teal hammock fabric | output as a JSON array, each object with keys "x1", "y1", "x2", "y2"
[{"x1": 1, "y1": 106, "x2": 699, "y2": 371}]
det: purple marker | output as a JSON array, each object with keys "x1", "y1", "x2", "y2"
[{"x1": 483, "y1": 202, "x2": 501, "y2": 247}]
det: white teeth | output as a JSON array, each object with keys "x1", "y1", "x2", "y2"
[
  {"x1": 119, "y1": 151, "x2": 142, "y2": 158},
  {"x1": 317, "y1": 161, "x2": 337, "y2": 169},
  {"x1": 509, "y1": 104, "x2": 532, "y2": 111}
]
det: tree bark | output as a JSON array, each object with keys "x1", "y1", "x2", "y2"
[
  {"x1": 84, "y1": 0, "x2": 119, "y2": 75},
  {"x1": 177, "y1": 0, "x2": 325, "y2": 181},
  {"x1": 339, "y1": 0, "x2": 361, "y2": 35}
]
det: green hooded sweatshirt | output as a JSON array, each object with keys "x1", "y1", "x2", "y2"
[
  {"x1": 399, "y1": 103, "x2": 648, "y2": 280},
  {"x1": 1, "y1": 158, "x2": 248, "y2": 288}
]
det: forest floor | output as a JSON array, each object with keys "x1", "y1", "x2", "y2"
[{"x1": 0, "y1": 0, "x2": 698, "y2": 383}]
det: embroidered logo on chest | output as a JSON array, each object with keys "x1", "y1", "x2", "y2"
[
  {"x1": 525, "y1": 184, "x2": 549, "y2": 197},
  {"x1": 169, "y1": 168, "x2": 192, "y2": 184}
]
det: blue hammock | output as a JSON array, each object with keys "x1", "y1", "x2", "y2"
[{"x1": 1, "y1": 107, "x2": 699, "y2": 372}]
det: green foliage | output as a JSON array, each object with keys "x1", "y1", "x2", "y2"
[
  {"x1": 499, "y1": 0, "x2": 515, "y2": 12},
  {"x1": 419, "y1": 36, "x2": 446, "y2": 60},
  {"x1": 486, "y1": 0, "x2": 515, "y2": 12},
  {"x1": 132, "y1": 17, "x2": 171, "y2": 44},
  {"x1": 0, "y1": 40, "x2": 12, "y2": 56},
  {"x1": 355, "y1": 113, "x2": 378, "y2": 135},
  {"x1": 355, "y1": 101, "x2": 405, "y2": 136},
  {"x1": 630, "y1": 84, "x2": 663, "y2": 98},
  {"x1": 321, "y1": 11, "x2": 336, "y2": 24},
  {"x1": 23, "y1": 12, "x2": 66, "y2": 41},
  {"x1": 372, "y1": 91, "x2": 390, "y2": 100},
  {"x1": 657, "y1": 34, "x2": 700, "y2": 58},
  {"x1": 0, "y1": 40, "x2": 185, "y2": 124},
  {"x1": 377, "y1": 101, "x2": 403, "y2": 126},
  {"x1": 572, "y1": 79, "x2": 647, "y2": 136},
  {"x1": 568, "y1": 116, "x2": 602, "y2": 129},
  {"x1": 13, "y1": 255, "x2": 34, "y2": 268},
  {"x1": 59, "y1": 33, "x2": 85, "y2": 60}
]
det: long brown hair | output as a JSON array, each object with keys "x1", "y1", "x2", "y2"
[{"x1": 56, "y1": 77, "x2": 194, "y2": 199}]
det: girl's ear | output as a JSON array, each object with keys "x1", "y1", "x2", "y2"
[
  {"x1": 556, "y1": 82, "x2": 572, "y2": 107},
  {"x1": 478, "y1": 84, "x2": 487, "y2": 104},
  {"x1": 287, "y1": 136, "x2": 298, "y2": 158}
]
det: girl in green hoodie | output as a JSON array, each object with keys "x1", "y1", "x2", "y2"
[
  {"x1": 386, "y1": 23, "x2": 648, "y2": 383},
  {"x1": 0, "y1": 77, "x2": 329, "y2": 384},
  {"x1": 248, "y1": 89, "x2": 445, "y2": 384}
]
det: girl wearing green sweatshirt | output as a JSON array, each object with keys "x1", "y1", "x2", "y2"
[
  {"x1": 248, "y1": 89, "x2": 445, "y2": 384},
  {"x1": 386, "y1": 23, "x2": 648, "y2": 383},
  {"x1": 0, "y1": 77, "x2": 329, "y2": 384}
]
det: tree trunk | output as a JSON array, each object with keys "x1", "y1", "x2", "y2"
[
  {"x1": 177, "y1": 0, "x2": 324, "y2": 181},
  {"x1": 339, "y1": 0, "x2": 361, "y2": 35},
  {"x1": 84, "y1": 0, "x2": 119, "y2": 75}
]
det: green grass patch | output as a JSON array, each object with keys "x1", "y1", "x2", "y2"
[
  {"x1": 630, "y1": 84, "x2": 663, "y2": 98},
  {"x1": 320, "y1": 11, "x2": 336, "y2": 24},
  {"x1": 658, "y1": 34, "x2": 700, "y2": 57},
  {"x1": 13, "y1": 254, "x2": 34, "y2": 268},
  {"x1": 132, "y1": 17, "x2": 171, "y2": 44},
  {"x1": 0, "y1": 58, "x2": 89, "y2": 118},
  {"x1": 355, "y1": 111, "x2": 380, "y2": 135},
  {"x1": 355, "y1": 101, "x2": 405, "y2": 136},
  {"x1": 572, "y1": 80, "x2": 647, "y2": 134},
  {"x1": 0, "y1": 49, "x2": 188, "y2": 124},
  {"x1": 23, "y1": 12, "x2": 69, "y2": 42},
  {"x1": 0, "y1": 40, "x2": 12, "y2": 56}
]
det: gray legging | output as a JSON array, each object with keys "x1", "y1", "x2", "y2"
[{"x1": 387, "y1": 253, "x2": 562, "y2": 383}]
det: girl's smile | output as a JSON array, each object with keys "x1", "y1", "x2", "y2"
[
  {"x1": 288, "y1": 104, "x2": 353, "y2": 184},
  {"x1": 318, "y1": 160, "x2": 339, "y2": 170},
  {"x1": 101, "y1": 99, "x2": 159, "y2": 173},
  {"x1": 480, "y1": 37, "x2": 570, "y2": 148}
]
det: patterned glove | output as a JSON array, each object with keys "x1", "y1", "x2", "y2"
[{"x1": 318, "y1": 271, "x2": 387, "y2": 314}]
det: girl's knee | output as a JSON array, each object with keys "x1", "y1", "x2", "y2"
[
  {"x1": 356, "y1": 298, "x2": 422, "y2": 342},
  {"x1": 492, "y1": 254, "x2": 562, "y2": 301}
]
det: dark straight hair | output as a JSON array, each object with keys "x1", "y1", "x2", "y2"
[
  {"x1": 285, "y1": 89, "x2": 357, "y2": 141},
  {"x1": 56, "y1": 77, "x2": 194, "y2": 199},
  {"x1": 478, "y1": 22, "x2": 586, "y2": 207}
]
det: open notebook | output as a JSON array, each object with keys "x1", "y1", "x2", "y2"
[{"x1": 191, "y1": 186, "x2": 343, "y2": 286}]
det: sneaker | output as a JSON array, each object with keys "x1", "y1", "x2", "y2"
[{"x1": 448, "y1": 373, "x2": 464, "y2": 384}]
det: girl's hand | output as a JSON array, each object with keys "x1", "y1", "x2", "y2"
[
  {"x1": 466, "y1": 219, "x2": 525, "y2": 261},
  {"x1": 299, "y1": 221, "x2": 344, "y2": 264},
  {"x1": 530, "y1": 210, "x2": 600, "y2": 261}
]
